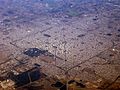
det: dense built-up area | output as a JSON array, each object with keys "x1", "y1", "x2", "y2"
[{"x1": 0, "y1": 0, "x2": 120, "y2": 90}]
